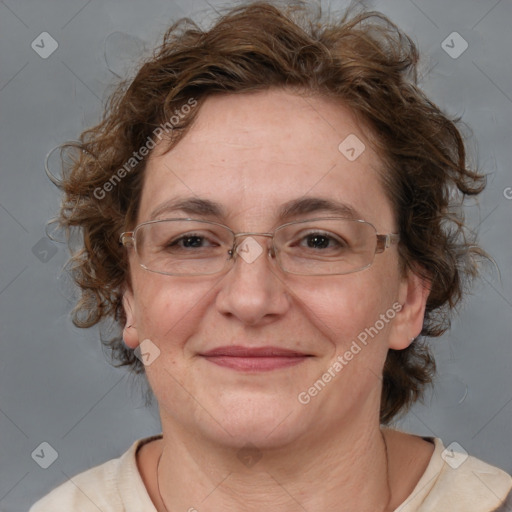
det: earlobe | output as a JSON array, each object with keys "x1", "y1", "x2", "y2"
[
  {"x1": 388, "y1": 269, "x2": 431, "y2": 350},
  {"x1": 122, "y1": 289, "x2": 140, "y2": 349}
]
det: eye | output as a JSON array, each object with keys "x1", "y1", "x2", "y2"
[
  {"x1": 173, "y1": 235, "x2": 208, "y2": 248},
  {"x1": 305, "y1": 233, "x2": 335, "y2": 249},
  {"x1": 299, "y1": 231, "x2": 347, "y2": 251},
  {"x1": 165, "y1": 232, "x2": 220, "y2": 251}
]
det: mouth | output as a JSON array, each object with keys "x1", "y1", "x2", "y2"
[{"x1": 199, "y1": 345, "x2": 313, "y2": 372}]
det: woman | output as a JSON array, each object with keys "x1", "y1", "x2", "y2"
[{"x1": 31, "y1": 2, "x2": 511, "y2": 511}]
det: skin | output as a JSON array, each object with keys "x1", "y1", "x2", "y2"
[{"x1": 123, "y1": 89, "x2": 434, "y2": 511}]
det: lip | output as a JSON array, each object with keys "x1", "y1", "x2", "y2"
[
  {"x1": 201, "y1": 346, "x2": 308, "y2": 357},
  {"x1": 200, "y1": 345, "x2": 312, "y2": 372}
]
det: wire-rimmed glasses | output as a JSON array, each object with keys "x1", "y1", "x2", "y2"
[{"x1": 119, "y1": 217, "x2": 399, "y2": 277}]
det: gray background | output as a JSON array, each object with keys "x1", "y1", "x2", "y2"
[{"x1": 0, "y1": 0, "x2": 511, "y2": 510}]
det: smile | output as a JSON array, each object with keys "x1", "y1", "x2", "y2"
[{"x1": 199, "y1": 345, "x2": 312, "y2": 372}]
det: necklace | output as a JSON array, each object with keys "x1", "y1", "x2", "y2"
[
  {"x1": 381, "y1": 429, "x2": 393, "y2": 512},
  {"x1": 156, "y1": 431, "x2": 392, "y2": 512},
  {"x1": 156, "y1": 450, "x2": 170, "y2": 512}
]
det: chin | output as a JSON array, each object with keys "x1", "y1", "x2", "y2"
[{"x1": 196, "y1": 396, "x2": 308, "y2": 449}]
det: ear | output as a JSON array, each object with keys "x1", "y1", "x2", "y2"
[
  {"x1": 388, "y1": 268, "x2": 431, "y2": 350},
  {"x1": 122, "y1": 287, "x2": 140, "y2": 349}
]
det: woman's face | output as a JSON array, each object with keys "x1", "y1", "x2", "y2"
[{"x1": 123, "y1": 89, "x2": 427, "y2": 448}]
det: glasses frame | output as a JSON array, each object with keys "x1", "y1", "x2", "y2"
[{"x1": 119, "y1": 217, "x2": 400, "y2": 277}]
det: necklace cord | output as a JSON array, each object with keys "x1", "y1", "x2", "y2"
[{"x1": 156, "y1": 450, "x2": 170, "y2": 512}]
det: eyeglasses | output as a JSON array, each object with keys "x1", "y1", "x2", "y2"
[{"x1": 119, "y1": 217, "x2": 399, "y2": 277}]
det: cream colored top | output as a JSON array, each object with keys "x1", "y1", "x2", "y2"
[{"x1": 30, "y1": 434, "x2": 512, "y2": 511}]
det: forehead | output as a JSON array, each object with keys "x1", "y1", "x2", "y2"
[{"x1": 140, "y1": 89, "x2": 394, "y2": 230}]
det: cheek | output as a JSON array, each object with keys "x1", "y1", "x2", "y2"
[
  {"x1": 291, "y1": 271, "x2": 398, "y2": 351},
  {"x1": 132, "y1": 272, "x2": 217, "y2": 349}
]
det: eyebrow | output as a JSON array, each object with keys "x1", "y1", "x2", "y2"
[
  {"x1": 149, "y1": 197, "x2": 226, "y2": 220},
  {"x1": 277, "y1": 197, "x2": 361, "y2": 221},
  {"x1": 148, "y1": 196, "x2": 362, "y2": 222}
]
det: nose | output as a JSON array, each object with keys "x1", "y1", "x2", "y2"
[{"x1": 215, "y1": 235, "x2": 290, "y2": 326}]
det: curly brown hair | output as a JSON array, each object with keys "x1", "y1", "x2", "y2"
[{"x1": 51, "y1": 0, "x2": 486, "y2": 425}]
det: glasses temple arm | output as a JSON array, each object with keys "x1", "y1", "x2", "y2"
[
  {"x1": 119, "y1": 232, "x2": 134, "y2": 247},
  {"x1": 375, "y1": 234, "x2": 400, "y2": 253}
]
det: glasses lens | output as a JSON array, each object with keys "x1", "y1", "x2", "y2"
[
  {"x1": 135, "y1": 219, "x2": 233, "y2": 275},
  {"x1": 274, "y1": 218, "x2": 377, "y2": 275}
]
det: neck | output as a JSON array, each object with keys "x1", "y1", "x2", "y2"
[{"x1": 155, "y1": 417, "x2": 393, "y2": 512}]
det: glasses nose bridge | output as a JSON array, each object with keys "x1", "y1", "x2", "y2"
[
  {"x1": 230, "y1": 231, "x2": 276, "y2": 260},
  {"x1": 233, "y1": 231, "x2": 274, "y2": 240}
]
